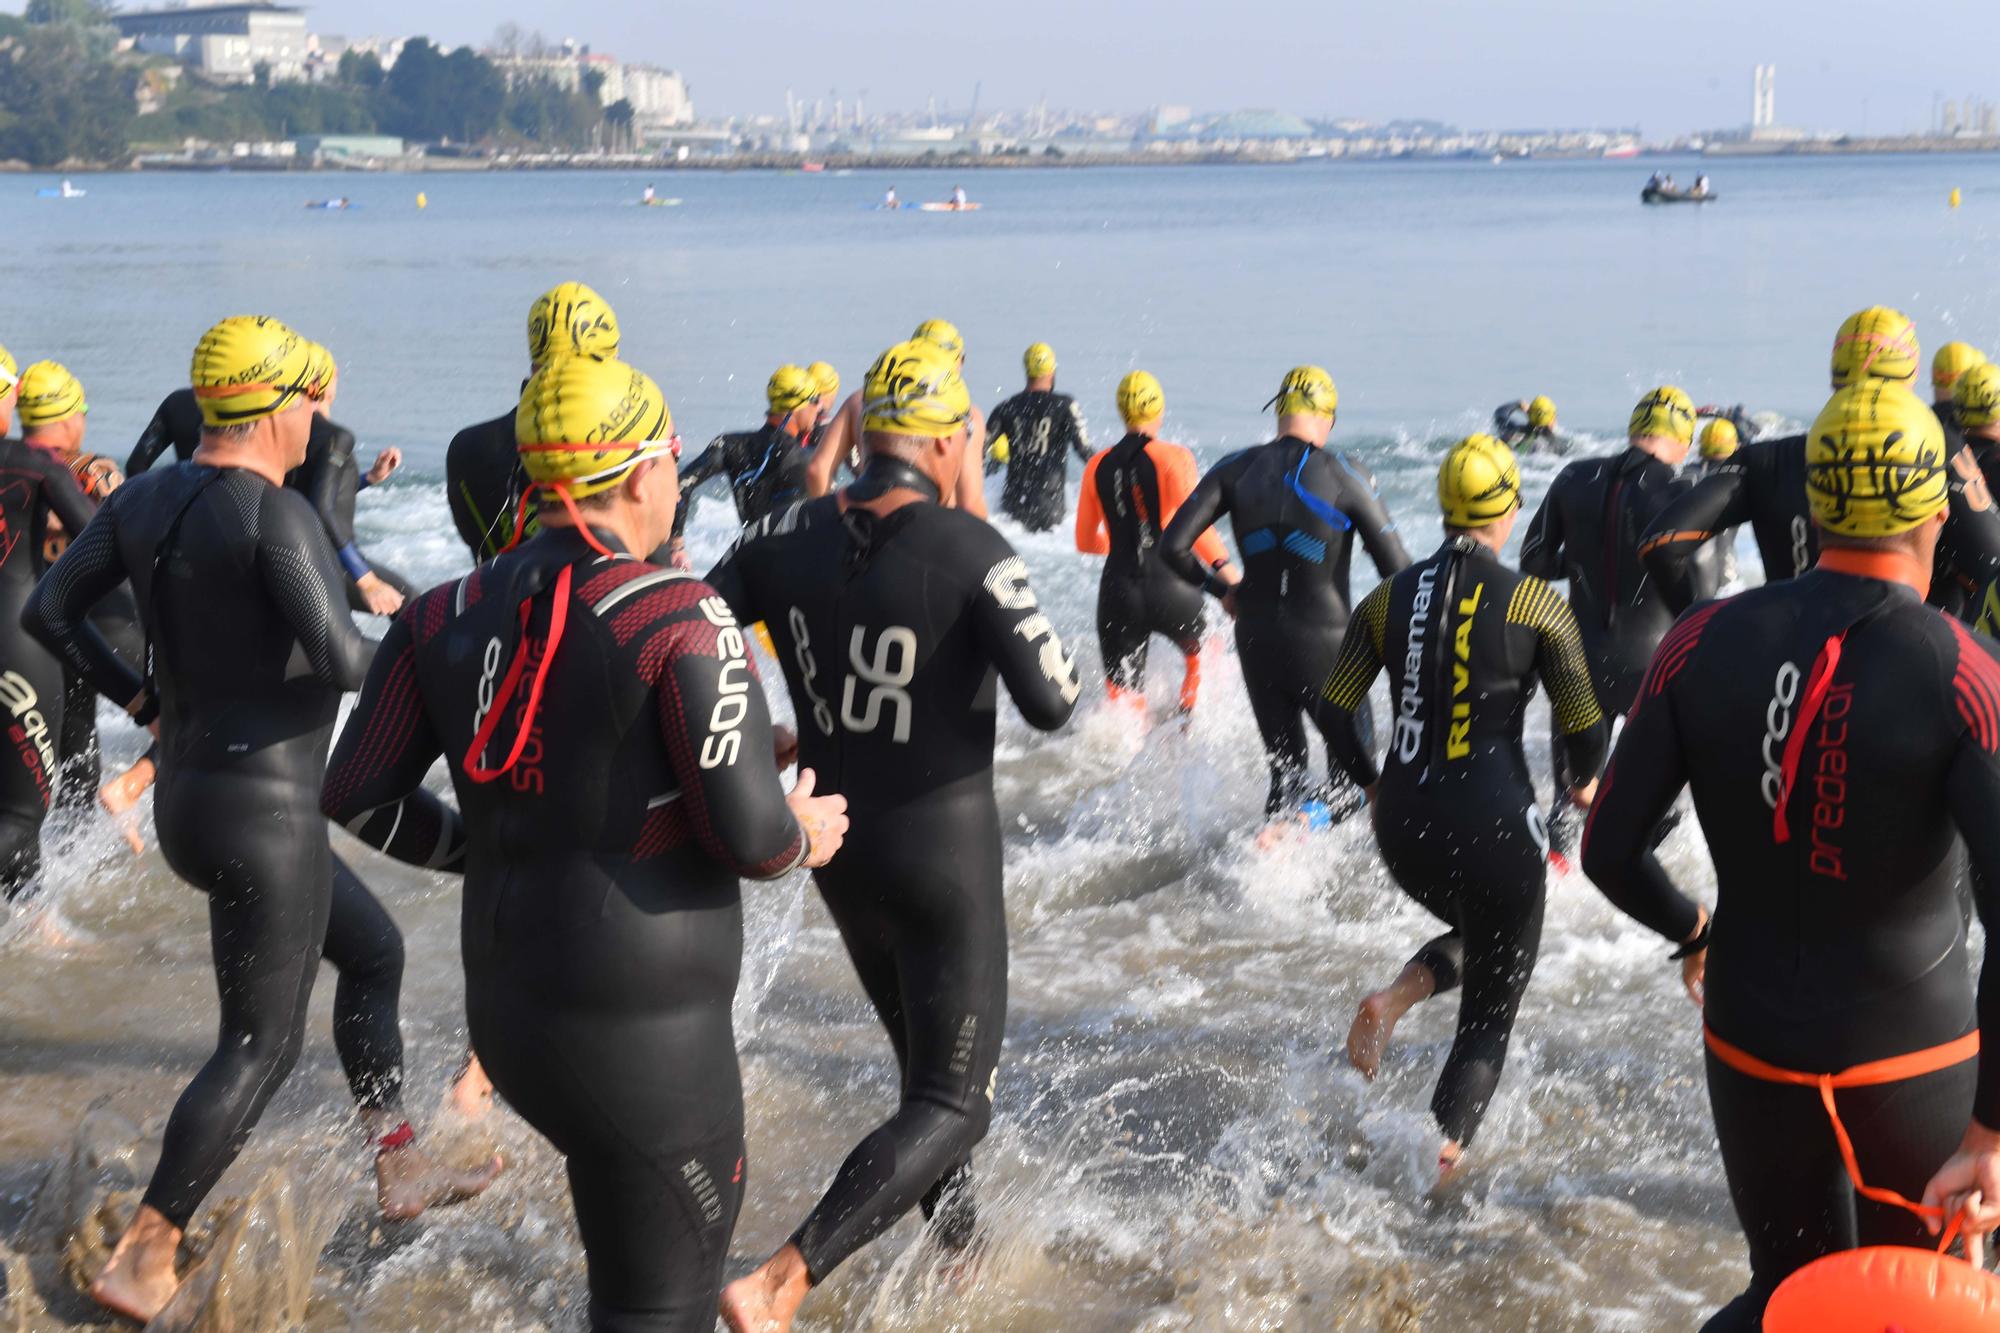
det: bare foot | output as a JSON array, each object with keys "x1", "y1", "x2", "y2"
[
  {"x1": 90, "y1": 1208, "x2": 182, "y2": 1324},
  {"x1": 721, "y1": 1244, "x2": 812, "y2": 1333},
  {"x1": 1346, "y1": 991, "x2": 1399, "y2": 1080},
  {"x1": 376, "y1": 1146, "x2": 504, "y2": 1222},
  {"x1": 445, "y1": 1057, "x2": 494, "y2": 1123},
  {"x1": 1435, "y1": 1140, "x2": 1467, "y2": 1188}
]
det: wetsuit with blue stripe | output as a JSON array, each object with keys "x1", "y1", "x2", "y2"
[{"x1": 1161, "y1": 436, "x2": 1409, "y2": 817}]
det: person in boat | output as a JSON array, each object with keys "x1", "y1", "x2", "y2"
[
  {"x1": 1693, "y1": 175, "x2": 1711, "y2": 198},
  {"x1": 642, "y1": 183, "x2": 656, "y2": 205},
  {"x1": 884, "y1": 186, "x2": 898, "y2": 208},
  {"x1": 951, "y1": 184, "x2": 969, "y2": 209}
]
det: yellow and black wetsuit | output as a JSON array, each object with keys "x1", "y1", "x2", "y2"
[{"x1": 1313, "y1": 534, "x2": 1606, "y2": 1146}]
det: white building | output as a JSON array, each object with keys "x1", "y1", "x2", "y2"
[
  {"x1": 623, "y1": 65, "x2": 694, "y2": 127},
  {"x1": 488, "y1": 50, "x2": 694, "y2": 128},
  {"x1": 115, "y1": 2, "x2": 311, "y2": 84}
]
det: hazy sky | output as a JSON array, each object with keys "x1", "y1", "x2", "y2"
[{"x1": 57, "y1": 1, "x2": 2000, "y2": 135}]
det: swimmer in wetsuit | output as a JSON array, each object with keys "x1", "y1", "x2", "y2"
[
  {"x1": 1075, "y1": 370, "x2": 1237, "y2": 712},
  {"x1": 446, "y1": 281, "x2": 622, "y2": 563},
  {"x1": 127, "y1": 381, "x2": 410, "y2": 610},
  {"x1": 1687, "y1": 415, "x2": 1742, "y2": 594},
  {"x1": 804, "y1": 318, "x2": 990, "y2": 519},
  {"x1": 1581, "y1": 381, "x2": 2000, "y2": 1330},
  {"x1": 663, "y1": 363, "x2": 820, "y2": 567},
  {"x1": 13, "y1": 361, "x2": 144, "y2": 814},
  {"x1": 709, "y1": 339, "x2": 1080, "y2": 1333},
  {"x1": 1161, "y1": 365, "x2": 1410, "y2": 824},
  {"x1": 0, "y1": 350, "x2": 99, "y2": 898},
  {"x1": 1314, "y1": 435, "x2": 1607, "y2": 1181},
  {"x1": 1641, "y1": 308, "x2": 2000, "y2": 620},
  {"x1": 1933, "y1": 340, "x2": 1986, "y2": 435},
  {"x1": 1491, "y1": 394, "x2": 1568, "y2": 455},
  {"x1": 986, "y1": 341, "x2": 1091, "y2": 531},
  {"x1": 24, "y1": 317, "x2": 495, "y2": 1324},
  {"x1": 325, "y1": 353, "x2": 848, "y2": 1333},
  {"x1": 1519, "y1": 385, "x2": 1694, "y2": 852}
]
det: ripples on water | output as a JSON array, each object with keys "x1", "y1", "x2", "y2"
[{"x1": 3, "y1": 157, "x2": 1993, "y2": 1327}]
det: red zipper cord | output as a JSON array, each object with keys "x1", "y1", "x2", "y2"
[
  {"x1": 1771, "y1": 631, "x2": 1846, "y2": 845},
  {"x1": 462, "y1": 562, "x2": 572, "y2": 784}
]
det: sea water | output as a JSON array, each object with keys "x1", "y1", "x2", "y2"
[{"x1": 1, "y1": 155, "x2": 1995, "y2": 1329}]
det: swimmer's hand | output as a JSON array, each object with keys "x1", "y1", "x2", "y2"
[
  {"x1": 771, "y1": 725, "x2": 798, "y2": 771},
  {"x1": 1566, "y1": 779, "x2": 1598, "y2": 810},
  {"x1": 1680, "y1": 904, "x2": 1709, "y2": 1008},
  {"x1": 357, "y1": 572, "x2": 405, "y2": 616},
  {"x1": 1219, "y1": 588, "x2": 1239, "y2": 621},
  {"x1": 667, "y1": 538, "x2": 693, "y2": 572},
  {"x1": 1923, "y1": 1125, "x2": 2000, "y2": 1244},
  {"x1": 366, "y1": 447, "x2": 403, "y2": 485},
  {"x1": 788, "y1": 768, "x2": 848, "y2": 869}
]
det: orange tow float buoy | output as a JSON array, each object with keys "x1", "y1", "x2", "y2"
[{"x1": 1765, "y1": 1243, "x2": 2000, "y2": 1331}]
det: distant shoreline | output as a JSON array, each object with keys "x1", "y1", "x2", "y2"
[{"x1": 13, "y1": 136, "x2": 2000, "y2": 174}]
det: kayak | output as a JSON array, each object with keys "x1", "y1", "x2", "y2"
[
  {"x1": 35, "y1": 187, "x2": 84, "y2": 199},
  {"x1": 1641, "y1": 187, "x2": 1716, "y2": 205},
  {"x1": 638, "y1": 198, "x2": 683, "y2": 207},
  {"x1": 920, "y1": 202, "x2": 981, "y2": 212}
]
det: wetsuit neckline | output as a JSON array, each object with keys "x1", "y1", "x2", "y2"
[
  {"x1": 845, "y1": 456, "x2": 942, "y2": 504},
  {"x1": 1815, "y1": 547, "x2": 1929, "y2": 599},
  {"x1": 534, "y1": 523, "x2": 635, "y2": 561}
]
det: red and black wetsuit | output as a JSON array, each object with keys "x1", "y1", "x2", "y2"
[
  {"x1": 1075, "y1": 432, "x2": 1223, "y2": 707},
  {"x1": 1161, "y1": 437, "x2": 1409, "y2": 817},
  {"x1": 323, "y1": 525, "x2": 806, "y2": 1331},
  {"x1": 1580, "y1": 553, "x2": 2000, "y2": 1331},
  {"x1": 704, "y1": 458, "x2": 1079, "y2": 1282},
  {"x1": 0, "y1": 440, "x2": 95, "y2": 896},
  {"x1": 1641, "y1": 430, "x2": 2000, "y2": 619},
  {"x1": 1315, "y1": 536, "x2": 1607, "y2": 1146}
]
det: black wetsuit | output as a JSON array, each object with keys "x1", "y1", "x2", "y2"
[
  {"x1": 126, "y1": 388, "x2": 410, "y2": 606},
  {"x1": 0, "y1": 442, "x2": 96, "y2": 896},
  {"x1": 705, "y1": 461, "x2": 1079, "y2": 1282},
  {"x1": 987, "y1": 389, "x2": 1090, "y2": 531},
  {"x1": 1641, "y1": 430, "x2": 2000, "y2": 619},
  {"x1": 1490, "y1": 404, "x2": 1568, "y2": 455},
  {"x1": 670, "y1": 423, "x2": 811, "y2": 543},
  {"x1": 1579, "y1": 564, "x2": 2000, "y2": 1330},
  {"x1": 445, "y1": 408, "x2": 533, "y2": 562},
  {"x1": 125, "y1": 386, "x2": 203, "y2": 474},
  {"x1": 1315, "y1": 538, "x2": 1607, "y2": 1145},
  {"x1": 24, "y1": 463, "x2": 405, "y2": 1230},
  {"x1": 288, "y1": 415, "x2": 412, "y2": 609},
  {"x1": 324, "y1": 529, "x2": 805, "y2": 1332},
  {"x1": 1075, "y1": 433, "x2": 1215, "y2": 698},
  {"x1": 1161, "y1": 437, "x2": 1409, "y2": 817},
  {"x1": 1519, "y1": 447, "x2": 1688, "y2": 724}
]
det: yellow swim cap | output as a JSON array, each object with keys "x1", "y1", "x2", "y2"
[
  {"x1": 1023, "y1": 342, "x2": 1057, "y2": 379},
  {"x1": 808, "y1": 360, "x2": 840, "y2": 402},
  {"x1": 15, "y1": 361, "x2": 86, "y2": 428},
  {"x1": 1806, "y1": 381, "x2": 1949, "y2": 537},
  {"x1": 527, "y1": 281, "x2": 621, "y2": 369},
  {"x1": 1700, "y1": 417, "x2": 1740, "y2": 459},
  {"x1": 1527, "y1": 395, "x2": 1557, "y2": 430},
  {"x1": 1437, "y1": 434, "x2": 1521, "y2": 528},
  {"x1": 767, "y1": 364, "x2": 818, "y2": 415},
  {"x1": 190, "y1": 316, "x2": 325, "y2": 427},
  {"x1": 1268, "y1": 365, "x2": 1338, "y2": 420},
  {"x1": 1955, "y1": 362, "x2": 2000, "y2": 429},
  {"x1": 1628, "y1": 385, "x2": 1696, "y2": 444},
  {"x1": 0, "y1": 345, "x2": 16, "y2": 395},
  {"x1": 516, "y1": 356, "x2": 675, "y2": 499},
  {"x1": 911, "y1": 319, "x2": 964, "y2": 359},
  {"x1": 1117, "y1": 370, "x2": 1165, "y2": 427},
  {"x1": 1933, "y1": 340, "x2": 1986, "y2": 398},
  {"x1": 1830, "y1": 306, "x2": 1920, "y2": 388},
  {"x1": 862, "y1": 340, "x2": 971, "y2": 438}
]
